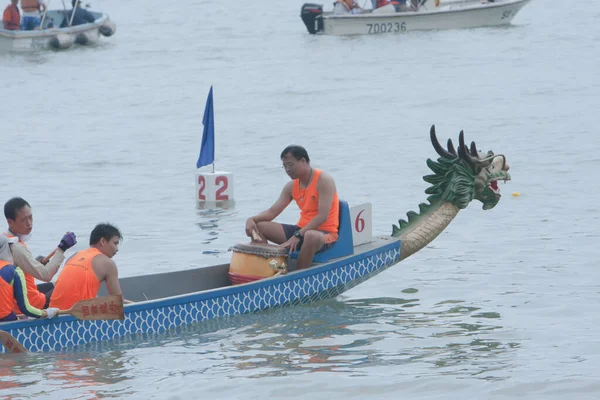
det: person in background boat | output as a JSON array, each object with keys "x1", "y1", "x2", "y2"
[
  {"x1": 371, "y1": 0, "x2": 391, "y2": 9},
  {"x1": 334, "y1": 0, "x2": 363, "y2": 14},
  {"x1": 20, "y1": 0, "x2": 45, "y2": 30},
  {"x1": 50, "y1": 223, "x2": 133, "y2": 310},
  {"x1": 3, "y1": 197, "x2": 77, "y2": 310},
  {"x1": 245, "y1": 145, "x2": 339, "y2": 271},
  {"x1": 2, "y1": 0, "x2": 20, "y2": 30},
  {"x1": 67, "y1": 0, "x2": 95, "y2": 26},
  {"x1": 0, "y1": 236, "x2": 60, "y2": 322},
  {"x1": 394, "y1": 0, "x2": 409, "y2": 11}
]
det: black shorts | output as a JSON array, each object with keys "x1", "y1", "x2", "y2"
[{"x1": 281, "y1": 224, "x2": 334, "y2": 252}]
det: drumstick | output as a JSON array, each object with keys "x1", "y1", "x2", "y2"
[{"x1": 251, "y1": 229, "x2": 262, "y2": 242}]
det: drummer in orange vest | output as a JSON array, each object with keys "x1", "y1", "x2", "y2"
[
  {"x1": 0, "y1": 236, "x2": 59, "y2": 322},
  {"x1": 245, "y1": 145, "x2": 339, "y2": 271},
  {"x1": 50, "y1": 223, "x2": 132, "y2": 310},
  {"x1": 3, "y1": 197, "x2": 77, "y2": 311}
]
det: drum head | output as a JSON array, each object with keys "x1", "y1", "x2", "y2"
[{"x1": 230, "y1": 242, "x2": 288, "y2": 258}]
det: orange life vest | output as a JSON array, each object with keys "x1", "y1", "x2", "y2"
[
  {"x1": 0, "y1": 260, "x2": 15, "y2": 320},
  {"x1": 21, "y1": 0, "x2": 40, "y2": 12},
  {"x1": 50, "y1": 247, "x2": 103, "y2": 310},
  {"x1": 3, "y1": 4, "x2": 20, "y2": 30},
  {"x1": 2, "y1": 233, "x2": 47, "y2": 310},
  {"x1": 292, "y1": 169, "x2": 339, "y2": 233}
]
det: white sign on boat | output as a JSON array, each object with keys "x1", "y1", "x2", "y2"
[{"x1": 350, "y1": 203, "x2": 373, "y2": 246}]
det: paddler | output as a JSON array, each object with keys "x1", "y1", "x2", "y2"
[
  {"x1": 50, "y1": 223, "x2": 133, "y2": 309},
  {"x1": 3, "y1": 197, "x2": 77, "y2": 311},
  {"x1": 0, "y1": 236, "x2": 59, "y2": 322}
]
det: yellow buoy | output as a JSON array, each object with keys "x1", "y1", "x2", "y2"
[{"x1": 512, "y1": 192, "x2": 520, "y2": 197}]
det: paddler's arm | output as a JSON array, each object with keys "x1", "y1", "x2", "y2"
[
  {"x1": 245, "y1": 181, "x2": 293, "y2": 237},
  {"x1": 11, "y1": 242, "x2": 64, "y2": 282},
  {"x1": 297, "y1": 171, "x2": 336, "y2": 235},
  {"x1": 100, "y1": 257, "x2": 134, "y2": 303}
]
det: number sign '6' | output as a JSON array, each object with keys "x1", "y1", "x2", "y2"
[{"x1": 349, "y1": 203, "x2": 373, "y2": 246}]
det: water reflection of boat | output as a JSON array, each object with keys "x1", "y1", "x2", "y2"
[
  {"x1": 300, "y1": 0, "x2": 532, "y2": 36},
  {"x1": 0, "y1": 10, "x2": 116, "y2": 53},
  {"x1": 78, "y1": 296, "x2": 514, "y2": 379},
  {"x1": 0, "y1": 126, "x2": 511, "y2": 353}
]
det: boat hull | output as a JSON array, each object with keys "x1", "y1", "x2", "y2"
[
  {"x1": 317, "y1": 0, "x2": 531, "y2": 35},
  {"x1": 0, "y1": 238, "x2": 401, "y2": 353},
  {"x1": 0, "y1": 11, "x2": 113, "y2": 53}
]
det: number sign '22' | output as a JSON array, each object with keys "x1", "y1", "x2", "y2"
[{"x1": 198, "y1": 175, "x2": 229, "y2": 201}]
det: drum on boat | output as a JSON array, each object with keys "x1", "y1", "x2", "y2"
[{"x1": 228, "y1": 242, "x2": 288, "y2": 285}]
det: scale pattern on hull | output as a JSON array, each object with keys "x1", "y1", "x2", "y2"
[{"x1": 2, "y1": 243, "x2": 400, "y2": 353}]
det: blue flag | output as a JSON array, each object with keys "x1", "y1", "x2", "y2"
[{"x1": 196, "y1": 86, "x2": 215, "y2": 168}]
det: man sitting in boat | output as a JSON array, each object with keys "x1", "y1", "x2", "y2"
[
  {"x1": 334, "y1": 0, "x2": 364, "y2": 14},
  {"x1": 50, "y1": 223, "x2": 132, "y2": 309},
  {"x1": 2, "y1": 0, "x2": 20, "y2": 30},
  {"x1": 20, "y1": 0, "x2": 45, "y2": 30},
  {"x1": 371, "y1": 0, "x2": 396, "y2": 12},
  {"x1": 0, "y1": 236, "x2": 60, "y2": 322},
  {"x1": 245, "y1": 145, "x2": 339, "y2": 271},
  {"x1": 3, "y1": 197, "x2": 76, "y2": 310},
  {"x1": 66, "y1": 0, "x2": 95, "y2": 26}
]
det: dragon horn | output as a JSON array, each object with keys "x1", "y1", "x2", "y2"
[
  {"x1": 470, "y1": 141, "x2": 479, "y2": 158},
  {"x1": 458, "y1": 130, "x2": 479, "y2": 166},
  {"x1": 447, "y1": 138, "x2": 457, "y2": 156},
  {"x1": 430, "y1": 125, "x2": 456, "y2": 159}
]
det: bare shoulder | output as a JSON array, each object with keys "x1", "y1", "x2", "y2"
[
  {"x1": 283, "y1": 180, "x2": 294, "y2": 191},
  {"x1": 92, "y1": 253, "x2": 117, "y2": 271},
  {"x1": 281, "y1": 180, "x2": 294, "y2": 197},
  {"x1": 317, "y1": 170, "x2": 337, "y2": 189}
]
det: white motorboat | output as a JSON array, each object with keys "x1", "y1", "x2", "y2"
[
  {"x1": 0, "y1": 9, "x2": 116, "y2": 52},
  {"x1": 300, "y1": 0, "x2": 532, "y2": 35}
]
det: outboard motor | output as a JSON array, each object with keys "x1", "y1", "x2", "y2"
[{"x1": 301, "y1": 3, "x2": 324, "y2": 34}]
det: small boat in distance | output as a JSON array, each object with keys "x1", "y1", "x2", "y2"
[
  {"x1": 300, "y1": 0, "x2": 531, "y2": 35},
  {"x1": 0, "y1": 9, "x2": 116, "y2": 53}
]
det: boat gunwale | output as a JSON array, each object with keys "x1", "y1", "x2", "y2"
[
  {"x1": 0, "y1": 237, "x2": 401, "y2": 332},
  {"x1": 0, "y1": 12, "x2": 108, "y2": 39},
  {"x1": 321, "y1": 0, "x2": 531, "y2": 20}
]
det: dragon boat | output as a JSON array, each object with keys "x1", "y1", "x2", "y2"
[
  {"x1": 0, "y1": 9, "x2": 116, "y2": 53},
  {"x1": 300, "y1": 0, "x2": 531, "y2": 36},
  {"x1": 0, "y1": 126, "x2": 511, "y2": 353}
]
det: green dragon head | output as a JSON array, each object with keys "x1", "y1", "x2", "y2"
[
  {"x1": 427, "y1": 125, "x2": 511, "y2": 210},
  {"x1": 392, "y1": 126, "x2": 511, "y2": 236}
]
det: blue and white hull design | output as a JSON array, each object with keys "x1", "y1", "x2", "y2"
[{"x1": 0, "y1": 238, "x2": 401, "y2": 353}]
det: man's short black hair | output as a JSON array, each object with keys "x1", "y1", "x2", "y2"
[
  {"x1": 90, "y1": 223, "x2": 122, "y2": 245},
  {"x1": 4, "y1": 197, "x2": 30, "y2": 221},
  {"x1": 280, "y1": 145, "x2": 310, "y2": 163}
]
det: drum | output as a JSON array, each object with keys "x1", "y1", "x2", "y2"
[{"x1": 228, "y1": 242, "x2": 288, "y2": 285}]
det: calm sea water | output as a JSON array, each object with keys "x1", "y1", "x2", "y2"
[{"x1": 1, "y1": 0, "x2": 600, "y2": 398}]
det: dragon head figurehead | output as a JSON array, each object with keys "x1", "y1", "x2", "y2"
[
  {"x1": 392, "y1": 125, "x2": 511, "y2": 245},
  {"x1": 428, "y1": 125, "x2": 511, "y2": 210}
]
